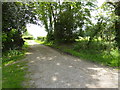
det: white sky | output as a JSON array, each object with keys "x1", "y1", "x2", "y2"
[
  {"x1": 26, "y1": 0, "x2": 105, "y2": 38},
  {"x1": 97, "y1": 0, "x2": 105, "y2": 7},
  {"x1": 26, "y1": 23, "x2": 47, "y2": 38}
]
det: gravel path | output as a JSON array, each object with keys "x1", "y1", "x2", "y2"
[{"x1": 25, "y1": 40, "x2": 118, "y2": 88}]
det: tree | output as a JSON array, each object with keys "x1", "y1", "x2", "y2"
[
  {"x1": 87, "y1": 17, "x2": 104, "y2": 47},
  {"x1": 35, "y1": 1, "x2": 96, "y2": 43},
  {"x1": 2, "y1": 2, "x2": 36, "y2": 51},
  {"x1": 106, "y1": 1, "x2": 120, "y2": 49}
]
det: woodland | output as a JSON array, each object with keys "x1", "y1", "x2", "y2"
[
  {"x1": 2, "y1": 1, "x2": 120, "y2": 66},
  {"x1": 2, "y1": 1, "x2": 120, "y2": 88}
]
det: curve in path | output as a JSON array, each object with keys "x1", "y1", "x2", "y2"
[{"x1": 24, "y1": 40, "x2": 118, "y2": 88}]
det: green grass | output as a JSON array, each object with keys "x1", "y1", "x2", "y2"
[
  {"x1": 35, "y1": 39, "x2": 45, "y2": 44},
  {"x1": 2, "y1": 42, "x2": 29, "y2": 88},
  {"x1": 63, "y1": 48, "x2": 119, "y2": 67},
  {"x1": 2, "y1": 61, "x2": 27, "y2": 88},
  {"x1": 43, "y1": 40, "x2": 119, "y2": 68}
]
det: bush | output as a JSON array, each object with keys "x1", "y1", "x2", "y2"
[
  {"x1": 2, "y1": 29, "x2": 25, "y2": 51},
  {"x1": 2, "y1": 49, "x2": 24, "y2": 63},
  {"x1": 37, "y1": 36, "x2": 46, "y2": 41}
]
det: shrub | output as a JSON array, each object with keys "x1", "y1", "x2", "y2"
[
  {"x1": 23, "y1": 36, "x2": 34, "y2": 40},
  {"x1": 2, "y1": 49, "x2": 24, "y2": 63}
]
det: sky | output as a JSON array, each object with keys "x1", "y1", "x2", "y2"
[
  {"x1": 97, "y1": 0, "x2": 105, "y2": 7},
  {"x1": 26, "y1": 24, "x2": 47, "y2": 38},
  {"x1": 26, "y1": 0, "x2": 105, "y2": 38}
]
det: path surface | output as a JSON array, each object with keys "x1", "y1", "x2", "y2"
[{"x1": 24, "y1": 40, "x2": 118, "y2": 88}]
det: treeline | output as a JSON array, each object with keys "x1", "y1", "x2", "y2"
[
  {"x1": 2, "y1": 1, "x2": 120, "y2": 52},
  {"x1": 35, "y1": 1, "x2": 120, "y2": 50}
]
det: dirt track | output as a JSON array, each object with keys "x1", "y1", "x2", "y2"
[{"x1": 24, "y1": 40, "x2": 118, "y2": 88}]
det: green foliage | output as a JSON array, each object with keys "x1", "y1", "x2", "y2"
[
  {"x1": 23, "y1": 31, "x2": 32, "y2": 36},
  {"x1": 35, "y1": 1, "x2": 96, "y2": 43},
  {"x1": 2, "y1": 32, "x2": 7, "y2": 42},
  {"x1": 35, "y1": 40, "x2": 44, "y2": 44},
  {"x1": 2, "y1": 42, "x2": 29, "y2": 88},
  {"x1": 37, "y1": 36, "x2": 46, "y2": 41},
  {"x1": 2, "y1": 40, "x2": 29, "y2": 64},
  {"x1": 63, "y1": 48, "x2": 119, "y2": 67},
  {"x1": 2, "y1": 2, "x2": 36, "y2": 51},
  {"x1": 2, "y1": 50, "x2": 25, "y2": 64},
  {"x1": 2, "y1": 30, "x2": 25, "y2": 51},
  {"x1": 101, "y1": 1, "x2": 120, "y2": 49},
  {"x1": 45, "y1": 39, "x2": 119, "y2": 68}
]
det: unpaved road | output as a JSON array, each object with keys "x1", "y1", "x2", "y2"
[{"x1": 24, "y1": 40, "x2": 118, "y2": 88}]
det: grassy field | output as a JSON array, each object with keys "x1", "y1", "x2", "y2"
[
  {"x1": 35, "y1": 39, "x2": 119, "y2": 68},
  {"x1": 2, "y1": 42, "x2": 29, "y2": 88}
]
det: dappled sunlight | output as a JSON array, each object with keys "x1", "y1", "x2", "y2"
[
  {"x1": 30, "y1": 61, "x2": 35, "y2": 63},
  {"x1": 56, "y1": 63, "x2": 60, "y2": 66},
  {"x1": 48, "y1": 57, "x2": 53, "y2": 60},
  {"x1": 74, "y1": 59, "x2": 81, "y2": 62},
  {"x1": 4, "y1": 61, "x2": 14, "y2": 66},
  {"x1": 17, "y1": 65, "x2": 20, "y2": 67},
  {"x1": 20, "y1": 67, "x2": 25, "y2": 70},
  {"x1": 36, "y1": 56, "x2": 56, "y2": 61},
  {"x1": 85, "y1": 83, "x2": 98, "y2": 88},
  {"x1": 66, "y1": 83, "x2": 71, "y2": 86},
  {"x1": 86, "y1": 67, "x2": 118, "y2": 88},
  {"x1": 91, "y1": 75, "x2": 97, "y2": 79},
  {"x1": 52, "y1": 76, "x2": 57, "y2": 82},
  {"x1": 36, "y1": 57, "x2": 40, "y2": 59},
  {"x1": 25, "y1": 38, "x2": 118, "y2": 88},
  {"x1": 41, "y1": 57, "x2": 46, "y2": 60},
  {"x1": 60, "y1": 80, "x2": 64, "y2": 83},
  {"x1": 25, "y1": 52, "x2": 33, "y2": 55},
  {"x1": 68, "y1": 65, "x2": 73, "y2": 68},
  {"x1": 87, "y1": 67, "x2": 103, "y2": 71}
]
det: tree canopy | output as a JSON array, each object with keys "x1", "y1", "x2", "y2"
[{"x1": 2, "y1": 1, "x2": 120, "y2": 51}]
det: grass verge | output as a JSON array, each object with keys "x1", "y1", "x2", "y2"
[
  {"x1": 2, "y1": 41, "x2": 29, "y2": 88},
  {"x1": 2, "y1": 61, "x2": 27, "y2": 88},
  {"x1": 36, "y1": 39, "x2": 119, "y2": 68}
]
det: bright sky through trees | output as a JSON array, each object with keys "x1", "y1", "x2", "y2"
[
  {"x1": 26, "y1": 0, "x2": 105, "y2": 38},
  {"x1": 26, "y1": 24, "x2": 47, "y2": 38}
]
